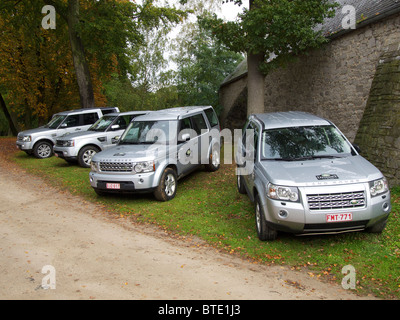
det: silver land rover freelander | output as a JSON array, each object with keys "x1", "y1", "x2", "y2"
[
  {"x1": 53, "y1": 111, "x2": 148, "y2": 168},
  {"x1": 236, "y1": 111, "x2": 391, "y2": 241},
  {"x1": 16, "y1": 107, "x2": 119, "y2": 159},
  {"x1": 89, "y1": 106, "x2": 221, "y2": 201}
]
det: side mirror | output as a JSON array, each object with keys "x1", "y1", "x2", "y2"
[
  {"x1": 112, "y1": 136, "x2": 120, "y2": 144},
  {"x1": 352, "y1": 144, "x2": 361, "y2": 154},
  {"x1": 179, "y1": 133, "x2": 191, "y2": 143},
  {"x1": 111, "y1": 124, "x2": 120, "y2": 131}
]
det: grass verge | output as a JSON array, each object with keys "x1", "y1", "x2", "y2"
[{"x1": 10, "y1": 144, "x2": 400, "y2": 299}]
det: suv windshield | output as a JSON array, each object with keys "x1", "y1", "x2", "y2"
[
  {"x1": 89, "y1": 115, "x2": 117, "y2": 132},
  {"x1": 119, "y1": 120, "x2": 178, "y2": 145},
  {"x1": 261, "y1": 125, "x2": 352, "y2": 160},
  {"x1": 44, "y1": 115, "x2": 66, "y2": 129}
]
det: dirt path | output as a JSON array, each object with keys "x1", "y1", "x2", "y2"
[{"x1": 0, "y1": 140, "x2": 373, "y2": 300}]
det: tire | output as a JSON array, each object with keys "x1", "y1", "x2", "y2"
[
  {"x1": 33, "y1": 141, "x2": 53, "y2": 159},
  {"x1": 366, "y1": 218, "x2": 388, "y2": 233},
  {"x1": 237, "y1": 173, "x2": 246, "y2": 194},
  {"x1": 154, "y1": 167, "x2": 177, "y2": 201},
  {"x1": 255, "y1": 195, "x2": 278, "y2": 241},
  {"x1": 205, "y1": 145, "x2": 220, "y2": 172},
  {"x1": 78, "y1": 146, "x2": 100, "y2": 168}
]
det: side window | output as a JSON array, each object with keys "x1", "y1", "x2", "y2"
[
  {"x1": 114, "y1": 115, "x2": 130, "y2": 130},
  {"x1": 178, "y1": 118, "x2": 194, "y2": 140},
  {"x1": 83, "y1": 112, "x2": 99, "y2": 125},
  {"x1": 204, "y1": 108, "x2": 219, "y2": 128},
  {"x1": 242, "y1": 121, "x2": 258, "y2": 159},
  {"x1": 63, "y1": 115, "x2": 80, "y2": 128},
  {"x1": 191, "y1": 114, "x2": 208, "y2": 135}
]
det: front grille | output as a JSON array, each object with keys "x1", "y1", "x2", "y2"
[
  {"x1": 99, "y1": 161, "x2": 133, "y2": 172},
  {"x1": 307, "y1": 191, "x2": 365, "y2": 211}
]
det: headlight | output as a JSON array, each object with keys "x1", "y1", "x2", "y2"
[
  {"x1": 267, "y1": 183, "x2": 299, "y2": 202},
  {"x1": 370, "y1": 177, "x2": 388, "y2": 197},
  {"x1": 61, "y1": 140, "x2": 74, "y2": 147},
  {"x1": 90, "y1": 161, "x2": 98, "y2": 173},
  {"x1": 22, "y1": 135, "x2": 31, "y2": 142},
  {"x1": 134, "y1": 161, "x2": 155, "y2": 173}
]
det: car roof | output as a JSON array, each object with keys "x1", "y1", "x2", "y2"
[
  {"x1": 54, "y1": 107, "x2": 118, "y2": 116},
  {"x1": 133, "y1": 106, "x2": 213, "y2": 121},
  {"x1": 252, "y1": 111, "x2": 331, "y2": 130},
  {"x1": 105, "y1": 111, "x2": 149, "y2": 117}
]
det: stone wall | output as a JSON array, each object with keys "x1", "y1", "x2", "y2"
[
  {"x1": 354, "y1": 51, "x2": 400, "y2": 186},
  {"x1": 263, "y1": 12, "x2": 400, "y2": 142}
]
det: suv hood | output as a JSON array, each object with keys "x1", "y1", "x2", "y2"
[
  {"x1": 18, "y1": 127, "x2": 56, "y2": 136},
  {"x1": 92, "y1": 144, "x2": 169, "y2": 162},
  {"x1": 260, "y1": 156, "x2": 383, "y2": 186},
  {"x1": 57, "y1": 130, "x2": 101, "y2": 140}
]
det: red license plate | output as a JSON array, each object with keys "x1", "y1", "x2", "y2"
[
  {"x1": 326, "y1": 213, "x2": 353, "y2": 222},
  {"x1": 106, "y1": 183, "x2": 120, "y2": 190}
]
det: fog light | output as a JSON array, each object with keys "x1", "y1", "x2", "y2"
[
  {"x1": 382, "y1": 202, "x2": 390, "y2": 212},
  {"x1": 278, "y1": 210, "x2": 288, "y2": 219}
]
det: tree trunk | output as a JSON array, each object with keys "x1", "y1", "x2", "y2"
[
  {"x1": 246, "y1": 0, "x2": 264, "y2": 116},
  {"x1": 0, "y1": 92, "x2": 18, "y2": 136},
  {"x1": 67, "y1": 0, "x2": 95, "y2": 109},
  {"x1": 247, "y1": 53, "x2": 265, "y2": 116}
]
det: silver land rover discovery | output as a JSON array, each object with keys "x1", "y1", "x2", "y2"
[
  {"x1": 89, "y1": 106, "x2": 221, "y2": 201},
  {"x1": 236, "y1": 111, "x2": 391, "y2": 241}
]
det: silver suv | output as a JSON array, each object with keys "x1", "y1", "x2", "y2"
[
  {"x1": 89, "y1": 106, "x2": 221, "y2": 201},
  {"x1": 16, "y1": 107, "x2": 119, "y2": 159},
  {"x1": 236, "y1": 112, "x2": 391, "y2": 241},
  {"x1": 53, "y1": 111, "x2": 147, "y2": 168}
]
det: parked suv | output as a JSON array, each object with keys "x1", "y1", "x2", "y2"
[
  {"x1": 16, "y1": 107, "x2": 119, "y2": 159},
  {"x1": 89, "y1": 106, "x2": 220, "y2": 201},
  {"x1": 236, "y1": 111, "x2": 391, "y2": 241},
  {"x1": 53, "y1": 111, "x2": 147, "y2": 168}
]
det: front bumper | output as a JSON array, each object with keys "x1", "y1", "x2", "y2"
[
  {"x1": 16, "y1": 140, "x2": 34, "y2": 151},
  {"x1": 261, "y1": 184, "x2": 391, "y2": 235},
  {"x1": 89, "y1": 171, "x2": 158, "y2": 194},
  {"x1": 53, "y1": 146, "x2": 78, "y2": 159}
]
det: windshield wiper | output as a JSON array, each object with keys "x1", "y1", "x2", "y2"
[{"x1": 264, "y1": 155, "x2": 343, "y2": 161}]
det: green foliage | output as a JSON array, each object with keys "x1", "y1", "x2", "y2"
[
  {"x1": 174, "y1": 13, "x2": 244, "y2": 114},
  {"x1": 103, "y1": 73, "x2": 180, "y2": 112},
  {"x1": 206, "y1": 0, "x2": 338, "y2": 74}
]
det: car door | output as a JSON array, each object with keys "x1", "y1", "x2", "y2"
[
  {"x1": 177, "y1": 117, "x2": 199, "y2": 175},
  {"x1": 190, "y1": 113, "x2": 209, "y2": 165},
  {"x1": 56, "y1": 114, "x2": 82, "y2": 138},
  {"x1": 104, "y1": 114, "x2": 131, "y2": 149},
  {"x1": 239, "y1": 120, "x2": 259, "y2": 198}
]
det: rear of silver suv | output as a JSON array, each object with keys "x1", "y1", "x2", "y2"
[
  {"x1": 236, "y1": 111, "x2": 391, "y2": 241},
  {"x1": 89, "y1": 106, "x2": 220, "y2": 201}
]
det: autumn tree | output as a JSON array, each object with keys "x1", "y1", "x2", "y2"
[
  {"x1": 206, "y1": 0, "x2": 337, "y2": 115},
  {"x1": 0, "y1": 0, "x2": 187, "y2": 131}
]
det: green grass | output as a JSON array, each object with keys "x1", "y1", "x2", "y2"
[{"x1": 12, "y1": 150, "x2": 400, "y2": 299}]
